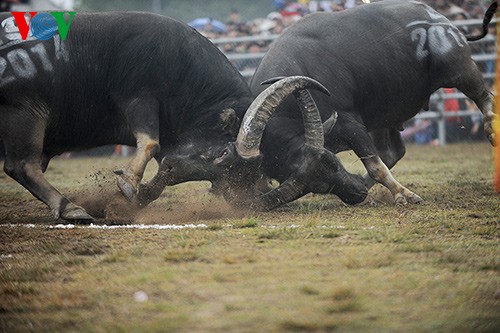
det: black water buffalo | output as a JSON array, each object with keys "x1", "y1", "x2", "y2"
[
  {"x1": 143, "y1": 1, "x2": 498, "y2": 211},
  {"x1": 0, "y1": 12, "x2": 335, "y2": 220},
  {"x1": 244, "y1": 0, "x2": 498, "y2": 206}
]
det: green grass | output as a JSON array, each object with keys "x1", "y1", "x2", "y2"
[{"x1": 0, "y1": 143, "x2": 499, "y2": 332}]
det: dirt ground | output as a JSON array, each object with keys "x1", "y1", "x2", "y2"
[
  {"x1": 0, "y1": 143, "x2": 499, "y2": 332},
  {"x1": 0, "y1": 157, "x2": 240, "y2": 225}
]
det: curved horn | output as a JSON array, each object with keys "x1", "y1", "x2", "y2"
[
  {"x1": 294, "y1": 89, "x2": 325, "y2": 148},
  {"x1": 257, "y1": 177, "x2": 306, "y2": 211},
  {"x1": 322, "y1": 111, "x2": 338, "y2": 136},
  {"x1": 262, "y1": 77, "x2": 334, "y2": 149},
  {"x1": 235, "y1": 76, "x2": 330, "y2": 158},
  {"x1": 260, "y1": 76, "x2": 287, "y2": 85}
]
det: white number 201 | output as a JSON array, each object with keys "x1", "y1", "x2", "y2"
[{"x1": 411, "y1": 25, "x2": 464, "y2": 61}]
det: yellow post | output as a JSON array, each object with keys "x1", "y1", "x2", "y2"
[{"x1": 496, "y1": 15, "x2": 500, "y2": 193}]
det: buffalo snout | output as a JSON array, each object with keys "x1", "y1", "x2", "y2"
[{"x1": 333, "y1": 174, "x2": 368, "y2": 205}]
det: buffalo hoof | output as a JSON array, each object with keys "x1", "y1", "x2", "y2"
[
  {"x1": 117, "y1": 175, "x2": 138, "y2": 201},
  {"x1": 394, "y1": 191, "x2": 423, "y2": 205},
  {"x1": 61, "y1": 203, "x2": 94, "y2": 220},
  {"x1": 135, "y1": 185, "x2": 149, "y2": 207},
  {"x1": 488, "y1": 132, "x2": 496, "y2": 147},
  {"x1": 485, "y1": 119, "x2": 496, "y2": 146},
  {"x1": 407, "y1": 193, "x2": 423, "y2": 204},
  {"x1": 359, "y1": 195, "x2": 377, "y2": 206},
  {"x1": 113, "y1": 169, "x2": 124, "y2": 175}
]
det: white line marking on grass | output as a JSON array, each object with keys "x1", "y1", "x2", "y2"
[
  {"x1": 0, "y1": 223, "x2": 208, "y2": 230},
  {"x1": 0, "y1": 224, "x2": 374, "y2": 230}
]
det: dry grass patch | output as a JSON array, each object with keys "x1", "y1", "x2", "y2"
[{"x1": 0, "y1": 143, "x2": 499, "y2": 332}]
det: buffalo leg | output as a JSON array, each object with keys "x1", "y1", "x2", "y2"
[
  {"x1": 455, "y1": 62, "x2": 496, "y2": 146},
  {"x1": 363, "y1": 128, "x2": 406, "y2": 189},
  {"x1": 360, "y1": 155, "x2": 422, "y2": 204},
  {"x1": 115, "y1": 97, "x2": 160, "y2": 201},
  {"x1": 256, "y1": 177, "x2": 308, "y2": 210},
  {"x1": 336, "y1": 116, "x2": 422, "y2": 205},
  {"x1": 135, "y1": 160, "x2": 169, "y2": 206},
  {"x1": 2, "y1": 119, "x2": 92, "y2": 220}
]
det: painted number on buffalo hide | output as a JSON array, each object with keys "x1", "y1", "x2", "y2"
[
  {"x1": 0, "y1": 16, "x2": 69, "y2": 87},
  {"x1": 407, "y1": 6, "x2": 466, "y2": 61},
  {"x1": 408, "y1": 23, "x2": 465, "y2": 61}
]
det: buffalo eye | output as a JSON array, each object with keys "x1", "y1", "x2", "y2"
[
  {"x1": 219, "y1": 148, "x2": 229, "y2": 158},
  {"x1": 213, "y1": 147, "x2": 232, "y2": 165}
]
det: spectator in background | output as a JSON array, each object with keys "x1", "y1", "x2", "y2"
[
  {"x1": 278, "y1": 2, "x2": 306, "y2": 26},
  {"x1": 402, "y1": 116, "x2": 439, "y2": 146},
  {"x1": 443, "y1": 88, "x2": 474, "y2": 143},
  {"x1": 227, "y1": 8, "x2": 242, "y2": 25},
  {"x1": 306, "y1": 1, "x2": 342, "y2": 12},
  {"x1": 273, "y1": 0, "x2": 291, "y2": 10},
  {"x1": 267, "y1": 11, "x2": 286, "y2": 34},
  {"x1": 449, "y1": 8, "x2": 470, "y2": 35},
  {"x1": 423, "y1": 0, "x2": 488, "y2": 19},
  {"x1": 483, "y1": 25, "x2": 496, "y2": 74},
  {"x1": 226, "y1": 8, "x2": 250, "y2": 36},
  {"x1": 463, "y1": 81, "x2": 493, "y2": 142},
  {"x1": 443, "y1": 88, "x2": 461, "y2": 143},
  {"x1": 465, "y1": 99, "x2": 485, "y2": 141},
  {"x1": 237, "y1": 41, "x2": 264, "y2": 72},
  {"x1": 343, "y1": 0, "x2": 357, "y2": 9}
]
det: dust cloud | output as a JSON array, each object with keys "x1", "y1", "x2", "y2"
[{"x1": 70, "y1": 172, "x2": 250, "y2": 224}]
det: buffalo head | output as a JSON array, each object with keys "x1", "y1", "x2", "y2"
[{"x1": 137, "y1": 76, "x2": 367, "y2": 210}]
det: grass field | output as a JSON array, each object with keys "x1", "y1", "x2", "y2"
[{"x1": 0, "y1": 143, "x2": 499, "y2": 332}]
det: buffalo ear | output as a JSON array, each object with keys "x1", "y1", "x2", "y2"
[{"x1": 220, "y1": 108, "x2": 237, "y2": 134}]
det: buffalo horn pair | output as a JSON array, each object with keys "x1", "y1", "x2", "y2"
[{"x1": 235, "y1": 76, "x2": 334, "y2": 209}]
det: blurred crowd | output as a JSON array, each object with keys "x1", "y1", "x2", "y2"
[
  {"x1": 195, "y1": 1, "x2": 371, "y2": 40},
  {"x1": 424, "y1": 0, "x2": 493, "y2": 19},
  {"x1": 195, "y1": 0, "x2": 494, "y2": 40},
  {"x1": 196, "y1": 1, "x2": 496, "y2": 71}
]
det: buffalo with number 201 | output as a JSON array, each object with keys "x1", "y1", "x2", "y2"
[
  {"x1": 0, "y1": 12, "x2": 359, "y2": 220},
  {"x1": 243, "y1": 0, "x2": 498, "y2": 206},
  {"x1": 144, "y1": 0, "x2": 498, "y2": 210}
]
